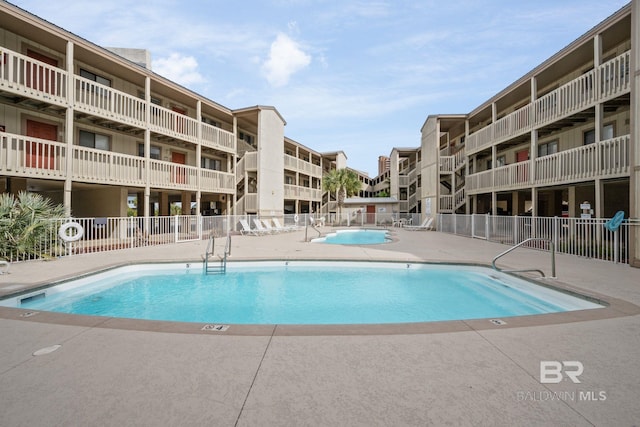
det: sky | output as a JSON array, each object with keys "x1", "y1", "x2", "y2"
[{"x1": 11, "y1": 0, "x2": 630, "y2": 176}]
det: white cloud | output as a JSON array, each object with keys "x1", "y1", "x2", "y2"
[
  {"x1": 262, "y1": 33, "x2": 311, "y2": 87},
  {"x1": 152, "y1": 53, "x2": 205, "y2": 86}
]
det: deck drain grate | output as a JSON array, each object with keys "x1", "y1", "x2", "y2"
[
  {"x1": 20, "y1": 311, "x2": 39, "y2": 318},
  {"x1": 489, "y1": 319, "x2": 507, "y2": 326},
  {"x1": 201, "y1": 324, "x2": 230, "y2": 332}
]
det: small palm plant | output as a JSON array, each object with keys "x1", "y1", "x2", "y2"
[
  {"x1": 322, "y1": 168, "x2": 362, "y2": 225},
  {"x1": 0, "y1": 192, "x2": 66, "y2": 261}
]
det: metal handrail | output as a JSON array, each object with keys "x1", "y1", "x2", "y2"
[{"x1": 492, "y1": 238, "x2": 556, "y2": 278}]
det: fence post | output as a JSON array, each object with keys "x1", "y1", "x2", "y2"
[
  {"x1": 485, "y1": 214, "x2": 489, "y2": 241},
  {"x1": 174, "y1": 215, "x2": 179, "y2": 242},
  {"x1": 453, "y1": 213, "x2": 457, "y2": 234},
  {"x1": 614, "y1": 229, "x2": 619, "y2": 263},
  {"x1": 513, "y1": 215, "x2": 518, "y2": 244},
  {"x1": 553, "y1": 216, "x2": 559, "y2": 254},
  {"x1": 471, "y1": 213, "x2": 475, "y2": 238}
]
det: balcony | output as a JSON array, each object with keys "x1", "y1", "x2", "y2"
[
  {"x1": 466, "y1": 135, "x2": 630, "y2": 193},
  {"x1": 284, "y1": 154, "x2": 322, "y2": 176},
  {"x1": 284, "y1": 184, "x2": 322, "y2": 200},
  {"x1": 0, "y1": 131, "x2": 235, "y2": 193},
  {"x1": 466, "y1": 51, "x2": 630, "y2": 155},
  {"x1": 1, "y1": 46, "x2": 236, "y2": 153}
]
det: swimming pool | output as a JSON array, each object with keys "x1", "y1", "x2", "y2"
[
  {"x1": 1, "y1": 261, "x2": 602, "y2": 325},
  {"x1": 312, "y1": 229, "x2": 390, "y2": 245}
]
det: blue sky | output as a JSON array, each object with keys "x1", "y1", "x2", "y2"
[{"x1": 13, "y1": 0, "x2": 630, "y2": 176}]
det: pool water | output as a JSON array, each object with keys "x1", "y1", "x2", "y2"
[
  {"x1": 312, "y1": 229, "x2": 390, "y2": 245},
  {"x1": 5, "y1": 262, "x2": 601, "y2": 325}
]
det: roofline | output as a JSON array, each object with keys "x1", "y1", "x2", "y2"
[
  {"x1": 468, "y1": 2, "x2": 632, "y2": 117},
  {"x1": 232, "y1": 105, "x2": 287, "y2": 125}
]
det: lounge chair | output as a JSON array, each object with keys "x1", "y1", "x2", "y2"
[
  {"x1": 253, "y1": 218, "x2": 272, "y2": 234},
  {"x1": 239, "y1": 219, "x2": 264, "y2": 236},
  {"x1": 261, "y1": 219, "x2": 280, "y2": 234},
  {"x1": 273, "y1": 217, "x2": 298, "y2": 231},
  {"x1": 403, "y1": 217, "x2": 434, "y2": 231}
]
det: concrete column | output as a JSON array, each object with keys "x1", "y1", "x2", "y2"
[
  {"x1": 144, "y1": 76, "x2": 151, "y2": 218},
  {"x1": 159, "y1": 192, "x2": 169, "y2": 216},
  {"x1": 195, "y1": 100, "x2": 202, "y2": 216},
  {"x1": 181, "y1": 192, "x2": 190, "y2": 215},
  {"x1": 631, "y1": 0, "x2": 640, "y2": 266},
  {"x1": 568, "y1": 186, "x2": 577, "y2": 217},
  {"x1": 63, "y1": 41, "x2": 74, "y2": 216}
]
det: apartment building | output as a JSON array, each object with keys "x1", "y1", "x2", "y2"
[
  {"x1": 415, "y1": 2, "x2": 639, "y2": 265},
  {"x1": 0, "y1": 1, "x2": 337, "y2": 220}
]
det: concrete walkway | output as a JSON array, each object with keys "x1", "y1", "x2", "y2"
[{"x1": 1, "y1": 228, "x2": 639, "y2": 426}]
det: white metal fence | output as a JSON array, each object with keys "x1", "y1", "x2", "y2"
[
  {"x1": 437, "y1": 213, "x2": 630, "y2": 264},
  {"x1": 0, "y1": 214, "x2": 315, "y2": 262}
]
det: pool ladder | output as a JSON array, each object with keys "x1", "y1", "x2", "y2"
[
  {"x1": 492, "y1": 238, "x2": 556, "y2": 278},
  {"x1": 204, "y1": 233, "x2": 231, "y2": 274}
]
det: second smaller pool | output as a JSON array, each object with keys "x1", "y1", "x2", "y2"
[{"x1": 312, "y1": 229, "x2": 390, "y2": 245}]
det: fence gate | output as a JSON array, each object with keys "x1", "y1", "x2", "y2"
[{"x1": 471, "y1": 214, "x2": 488, "y2": 240}]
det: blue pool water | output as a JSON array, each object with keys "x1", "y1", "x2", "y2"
[
  {"x1": 312, "y1": 229, "x2": 390, "y2": 245},
  {"x1": 5, "y1": 262, "x2": 601, "y2": 325}
]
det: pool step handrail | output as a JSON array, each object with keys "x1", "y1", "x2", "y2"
[
  {"x1": 492, "y1": 238, "x2": 556, "y2": 278},
  {"x1": 204, "y1": 233, "x2": 231, "y2": 275},
  {"x1": 305, "y1": 217, "x2": 322, "y2": 242}
]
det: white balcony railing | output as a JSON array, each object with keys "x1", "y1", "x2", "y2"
[
  {"x1": 0, "y1": 133, "x2": 67, "y2": 179},
  {"x1": 440, "y1": 149, "x2": 466, "y2": 173},
  {"x1": 201, "y1": 169, "x2": 235, "y2": 193},
  {"x1": 535, "y1": 135, "x2": 630, "y2": 186},
  {"x1": 0, "y1": 49, "x2": 67, "y2": 106},
  {"x1": 284, "y1": 184, "x2": 322, "y2": 200},
  {"x1": 1, "y1": 131, "x2": 238, "y2": 192},
  {"x1": 148, "y1": 159, "x2": 198, "y2": 190},
  {"x1": 201, "y1": 122, "x2": 236, "y2": 154},
  {"x1": 467, "y1": 135, "x2": 630, "y2": 193},
  {"x1": 74, "y1": 75, "x2": 146, "y2": 128},
  {"x1": 466, "y1": 51, "x2": 631, "y2": 155},
  {"x1": 284, "y1": 154, "x2": 322, "y2": 177},
  {"x1": 73, "y1": 146, "x2": 145, "y2": 186},
  {"x1": 149, "y1": 104, "x2": 199, "y2": 143}
]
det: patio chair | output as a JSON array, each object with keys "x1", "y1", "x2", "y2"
[
  {"x1": 239, "y1": 219, "x2": 263, "y2": 236},
  {"x1": 253, "y1": 218, "x2": 273, "y2": 234},
  {"x1": 403, "y1": 217, "x2": 434, "y2": 231},
  {"x1": 273, "y1": 217, "x2": 298, "y2": 231},
  {"x1": 261, "y1": 219, "x2": 280, "y2": 234}
]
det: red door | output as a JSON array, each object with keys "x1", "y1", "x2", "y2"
[
  {"x1": 26, "y1": 49, "x2": 58, "y2": 94},
  {"x1": 366, "y1": 205, "x2": 376, "y2": 224},
  {"x1": 26, "y1": 120, "x2": 57, "y2": 169},
  {"x1": 516, "y1": 149, "x2": 529, "y2": 162},
  {"x1": 172, "y1": 151, "x2": 186, "y2": 184}
]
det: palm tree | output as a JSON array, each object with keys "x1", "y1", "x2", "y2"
[
  {"x1": 0, "y1": 191, "x2": 66, "y2": 260},
  {"x1": 322, "y1": 168, "x2": 361, "y2": 225}
]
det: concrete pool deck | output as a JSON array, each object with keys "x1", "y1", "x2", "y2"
[{"x1": 1, "y1": 228, "x2": 639, "y2": 426}]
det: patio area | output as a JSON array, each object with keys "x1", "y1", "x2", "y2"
[{"x1": 1, "y1": 228, "x2": 639, "y2": 426}]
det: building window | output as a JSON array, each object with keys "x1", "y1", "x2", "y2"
[
  {"x1": 538, "y1": 140, "x2": 558, "y2": 157},
  {"x1": 79, "y1": 130, "x2": 110, "y2": 151},
  {"x1": 602, "y1": 123, "x2": 614, "y2": 140},
  {"x1": 496, "y1": 155, "x2": 506, "y2": 167},
  {"x1": 201, "y1": 116, "x2": 219, "y2": 127},
  {"x1": 584, "y1": 129, "x2": 595, "y2": 145},
  {"x1": 79, "y1": 69, "x2": 111, "y2": 87},
  {"x1": 138, "y1": 143, "x2": 161, "y2": 159},
  {"x1": 201, "y1": 157, "x2": 221, "y2": 170}
]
